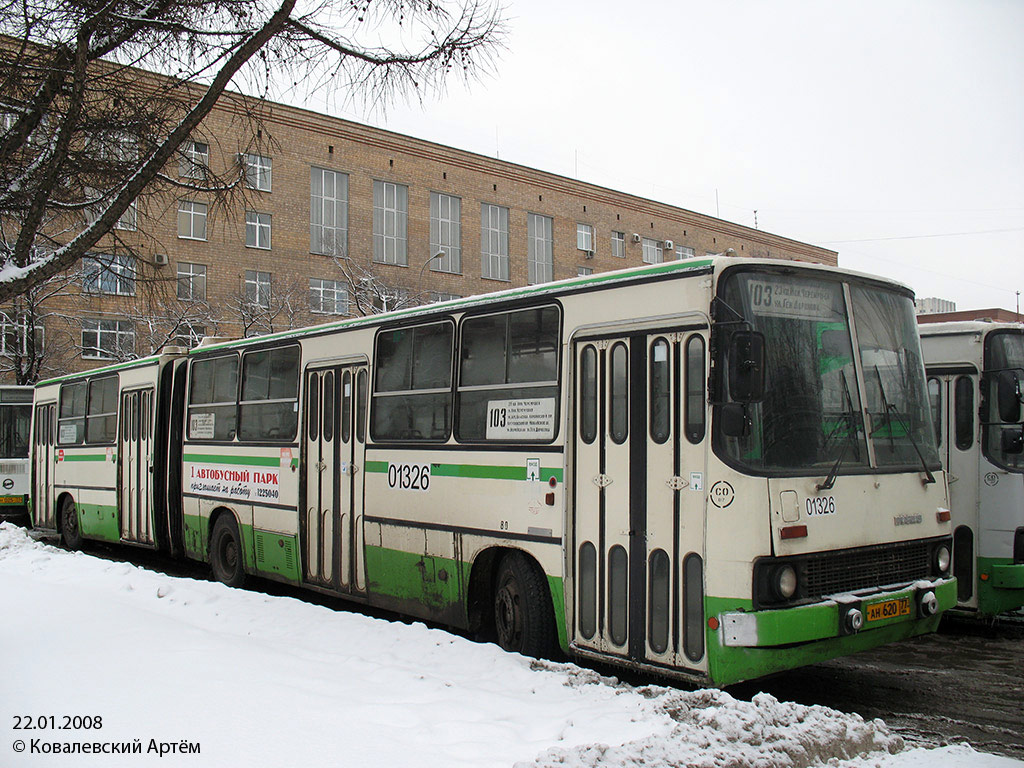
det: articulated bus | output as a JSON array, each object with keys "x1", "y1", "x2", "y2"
[
  {"x1": 31, "y1": 256, "x2": 957, "y2": 686},
  {"x1": 0, "y1": 385, "x2": 32, "y2": 525},
  {"x1": 919, "y1": 321, "x2": 1024, "y2": 616}
]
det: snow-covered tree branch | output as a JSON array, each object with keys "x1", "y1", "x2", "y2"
[{"x1": 0, "y1": 0, "x2": 506, "y2": 303}]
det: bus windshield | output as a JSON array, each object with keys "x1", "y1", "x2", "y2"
[
  {"x1": 985, "y1": 329, "x2": 1024, "y2": 472},
  {"x1": 716, "y1": 270, "x2": 939, "y2": 476},
  {"x1": 0, "y1": 403, "x2": 31, "y2": 459}
]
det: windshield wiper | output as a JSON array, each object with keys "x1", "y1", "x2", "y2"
[
  {"x1": 818, "y1": 370, "x2": 861, "y2": 491},
  {"x1": 871, "y1": 364, "x2": 936, "y2": 485}
]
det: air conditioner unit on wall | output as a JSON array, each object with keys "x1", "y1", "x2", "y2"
[
  {"x1": 631, "y1": 233, "x2": 641, "y2": 244},
  {"x1": 152, "y1": 253, "x2": 169, "y2": 267},
  {"x1": 663, "y1": 239, "x2": 674, "y2": 250},
  {"x1": 583, "y1": 250, "x2": 594, "y2": 259}
]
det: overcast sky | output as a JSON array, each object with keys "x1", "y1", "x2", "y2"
[{"x1": 302, "y1": 0, "x2": 1023, "y2": 312}]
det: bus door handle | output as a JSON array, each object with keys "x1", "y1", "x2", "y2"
[
  {"x1": 593, "y1": 474, "x2": 612, "y2": 488},
  {"x1": 316, "y1": 460, "x2": 326, "y2": 473}
]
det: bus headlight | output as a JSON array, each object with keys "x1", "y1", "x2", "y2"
[
  {"x1": 934, "y1": 545, "x2": 951, "y2": 575},
  {"x1": 774, "y1": 565, "x2": 798, "y2": 600}
]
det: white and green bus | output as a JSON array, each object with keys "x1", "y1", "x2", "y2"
[
  {"x1": 920, "y1": 321, "x2": 1024, "y2": 617},
  {"x1": 0, "y1": 385, "x2": 32, "y2": 525},
  {"x1": 31, "y1": 256, "x2": 957, "y2": 686}
]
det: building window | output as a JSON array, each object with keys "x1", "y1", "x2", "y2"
[
  {"x1": 430, "y1": 292, "x2": 462, "y2": 304},
  {"x1": 642, "y1": 237, "x2": 663, "y2": 264},
  {"x1": 577, "y1": 223, "x2": 594, "y2": 254},
  {"x1": 372, "y1": 180, "x2": 408, "y2": 266},
  {"x1": 245, "y1": 211, "x2": 272, "y2": 250},
  {"x1": 481, "y1": 203, "x2": 509, "y2": 280},
  {"x1": 84, "y1": 186, "x2": 135, "y2": 232},
  {"x1": 242, "y1": 153, "x2": 272, "y2": 192},
  {"x1": 577, "y1": 266, "x2": 593, "y2": 276},
  {"x1": 430, "y1": 192, "x2": 461, "y2": 273},
  {"x1": 114, "y1": 200, "x2": 137, "y2": 231},
  {"x1": 177, "y1": 262, "x2": 207, "y2": 301},
  {"x1": 527, "y1": 213, "x2": 553, "y2": 285},
  {"x1": 309, "y1": 278, "x2": 348, "y2": 315},
  {"x1": 676, "y1": 245, "x2": 695, "y2": 260},
  {"x1": 178, "y1": 200, "x2": 208, "y2": 240},
  {"x1": 611, "y1": 231, "x2": 626, "y2": 258},
  {"x1": 180, "y1": 141, "x2": 209, "y2": 179},
  {"x1": 82, "y1": 319, "x2": 134, "y2": 360},
  {"x1": 311, "y1": 167, "x2": 348, "y2": 257},
  {"x1": 82, "y1": 254, "x2": 135, "y2": 296},
  {"x1": 174, "y1": 324, "x2": 206, "y2": 349},
  {"x1": 0, "y1": 313, "x2": 44, "y2": 356},
  {"x1": 245, "y1": 270, "x2": 272, "y2": 309}
]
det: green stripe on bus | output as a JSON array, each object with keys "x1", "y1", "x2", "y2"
[
  {"x1": 61, "y1": 453, "x2": 111, "y2": 462},
  {"x1": 366, "y1": 460, "x2": 563, "y2": 483},
  {"x1": 183, "y1": 453, "x2": 283, "y2": 467}
]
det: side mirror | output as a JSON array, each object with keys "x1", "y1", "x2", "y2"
[
  {"x1": 720, "y1": 403, "x2": 750, "y2": 437},
  {"x1": 1001, "y1": 426, "x2": 1024, "y2": 455},
  {"x1": 728, "y1": 331, "x2": 765, "y2": 402},
  {"x1": 997, "y1": 370, "x2": 1023, "y2": 424}
]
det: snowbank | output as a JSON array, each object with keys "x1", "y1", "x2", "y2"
[{"x1": 1, "y1": 524, "x2": 1017, "y2": 768}]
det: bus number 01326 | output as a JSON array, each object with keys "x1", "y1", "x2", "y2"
[{"x1": 387, "y1": 463, "x2": 431, "y2": 492}]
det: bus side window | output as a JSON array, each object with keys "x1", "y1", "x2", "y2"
[
  {"x1": 954, "y1": 376, "x2": 973, "y2": 451},
  {"x1": 456, "y1": 306, "x2": 559, "y2": 442},
  {"x1": 58, "y1": 381, "x2": 86, "y2": 446},
  {"x1": 188, "y1": 354, "x2": 239, "y2": 441},
  {"x1": 927, "y1": 377, "x2": 941, "y2": 447},
  {"x1": 86, "y1": 376, "x2": 118, "y2": 444},
  {"x1": 685, "y1": 335, "x2": 706, "y2": 444},
  {"x1": 649, "y1": 338, "x2": 670, "y2": 444},
  {"x1": 239, "y1": 345, "x2": 301, "y2": 442},
  {"x1": 371, "y1": 321, "x2": 454, "y2": 441}
]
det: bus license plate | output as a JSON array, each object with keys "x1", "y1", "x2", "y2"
[
  {"x1": 866, "y1": 597, "x2": 911, "y2": 622},
  {"x1": 0, "y1": 496, "x2": 24, "y2": 504}
]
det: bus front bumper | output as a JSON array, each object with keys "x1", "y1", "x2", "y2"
[{"x1": 719, "y1": 578, "x2": 957, "y2": 648}]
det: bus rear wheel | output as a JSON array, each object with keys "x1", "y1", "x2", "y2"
[
  {"x1": 210, "y1": 515, "x2": 246, "y2": 588},
  {"x1": 60, "y1": 497, "x2": 83, "y2": 551},
  {"x1": 493, "y1": 552, "x2": 555, "y2": 659}
]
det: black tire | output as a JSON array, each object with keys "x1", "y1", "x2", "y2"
[
  {"x1": 493, "y1": 552, "x2": 556, "y2": 659},
  {"x1": 210, "y1": 515, "x2": 246, "y2": 588},
  {"x1": 60, "y1": 496, "x2": 83, "y2": 550}
]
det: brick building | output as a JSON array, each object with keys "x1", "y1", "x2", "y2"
[{"x1": 2, "y1": 85, "x2": 838, "y2": 383}]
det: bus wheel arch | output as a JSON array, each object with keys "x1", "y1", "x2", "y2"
[
  {"x1": 208, "y1": 508, "x2": 247, "y2": 589},
  {"x1": 471, "y1": 547, "x2": 557, "y2": 659},
  {"x1": 57, "y1": 493, "x2": 83, "y2": 550}
]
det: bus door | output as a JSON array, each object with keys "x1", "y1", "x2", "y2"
[
  {"x1": 302, "y1": 364, "x2": 368, "y2": 593},
  {"x1": 929, "y1": 370, "x2": 980, "y2": 605},
  {"x1": 572, "y1": 329, "x2": 708, "y2": 669},
  {"x1": 119, "y1": 388, "x2": 155, "y2": 544},
  {"x1": 32, "y1": 402, "x2": 57, "y2": 529}
]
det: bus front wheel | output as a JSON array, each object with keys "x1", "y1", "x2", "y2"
[
  {"x1": 60, "y1": 497, "x2": 83, "y2": 551},
  {"x1": 210, "y1": 515, "x2": 246, "y2": 588},
  {"x1": 493, "y1": 552, "x2": 555, "y2": 659}
]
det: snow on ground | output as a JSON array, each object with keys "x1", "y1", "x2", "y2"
[{"x1": 1, "y1": 523, "x2": 1019, "y2": 768}]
